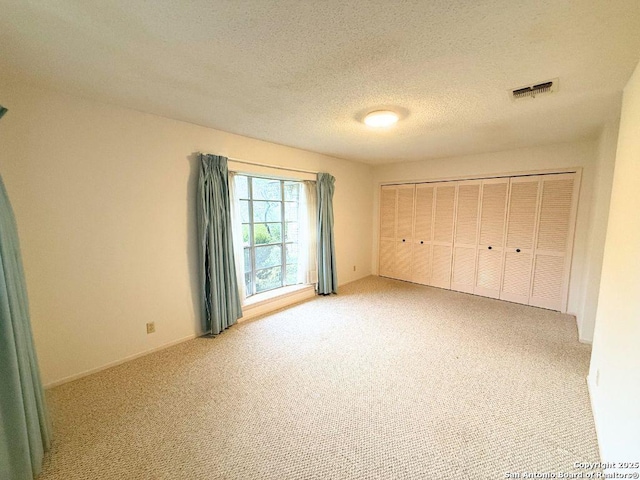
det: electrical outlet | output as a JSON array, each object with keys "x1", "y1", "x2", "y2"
[
  {"x1": 146, "y1": 322, "x2": 155, "y2": 334},
  {"x1": 595, "y1": 369, "x2": 600, "y2": 387}
]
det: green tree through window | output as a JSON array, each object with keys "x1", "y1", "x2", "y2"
[{"x1": 236, "y1": 175, "x2": 302, "y2": 295}]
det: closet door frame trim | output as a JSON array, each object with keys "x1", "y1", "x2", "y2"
[{"x1": 377, "y1": 166, "x2": 583, "y2": 188}]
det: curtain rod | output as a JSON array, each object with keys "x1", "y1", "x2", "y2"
[
  {"x1": 226, "y1": 156, "x2": 318, "y2": 175},
  {"x1": 200, "y1": 152, "x2": 319, "y2": 175}
]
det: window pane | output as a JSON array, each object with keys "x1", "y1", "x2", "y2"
[
  {"x1": 285, "y1": 201, "x2": 298, "y2": 222},
  {"x1": 284, "y1": 182, "x2": 300, "y2": 201},
  {"x1": 285, "y1": 222, "x2": 299, "y2": 243},
  {"x1": 256, "y1": 266, "x2": 282, "y2": 293},
  {"x1": 253, "y1": 200, "x2": 282, "y2": 223},
  {"x1": 244, "y1": 272, "x2": 252, "y2": 295},
  {"x1": 286, "y1": 264, "x2": 298, "y2": 285},
  {"x1": 240, "y1": 200, "x2": 250, "y2": 223},
  {"x1": 254, "y1": 223, "x2": 282, "y2": 245},
  {"x1": 286, "y1": 243, "x2": 298, "y2": 264},
  {"x1": 244, "y1": 248, "x2": 251, "y2": 273},
  {"x1": 242, "y1": 224, "x2": 250, "y2": 246},
  {"x1": 252, "y1": 178, "x2": 281, "y2": 201},
  {"x1": 255, "y1": 245, "x2": 282, "y2": 270},
  {"x1": 236, "y1": 176, "x2": 303, "y2": 299},
  {"x1": 235, "y1": 176, "x2": 249, "y2": 199}
]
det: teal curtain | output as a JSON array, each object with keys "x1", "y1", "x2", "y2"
[
  {"x1": 197, "y1": 154, "x2": 242, "y2": 335},
  {"x1": 0, "y1": 175, "x2": 52, "y2": 480},
  {"x1": 317, "y1": 173, "x2": 337, "y2": 295}
]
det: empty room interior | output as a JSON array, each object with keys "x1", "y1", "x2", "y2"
[{"x1": 1, "y1": 1, "x2": 640, "y2": 479}]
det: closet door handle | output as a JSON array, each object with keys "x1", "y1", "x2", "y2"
[
  {"x1": 488, "y1": 246, "x2": 492, "y2": 250},
  {"x1": 402, "y1": 239, "x2": 406, "y2": 242},
  {"x1": 420, "y1": 241, "x2": 424, "y2": 244},
  {"x1": 516, "y1": 248, "x2": 521, "y2": 253}
]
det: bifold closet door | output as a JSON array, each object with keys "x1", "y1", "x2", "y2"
[
  {"x1": 474, "y1": 178, "x2": 509, "y2": 299},
  {"x1": 500, "y1": 177, "x2": 540, "y2": 305},
  {"x1": 378, "y1": 186, "x2": 397, "y2": 278},
  {"x1": 430, "y1": 183, "x2": 457, "y2": 289},
  {"x1": 395, "y1": 185, "x2": 416, "y2": 282},
  {"x1": 412, "y1": 184, "x2": 435, "y2": 285},
  {"x1": 529, "y1": 174, "x2": 578, "y2": 311},
  {"x1": 451, "y1": 181, "x2": 481, "y2": 293}
]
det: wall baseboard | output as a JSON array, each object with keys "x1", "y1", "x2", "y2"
[
  {"x1": 44, "y1": 333, "x2": 197, "y2": 389},
  {"x1": 338, "y1": 274, "x2": 372, "y2": 288},
  {"x1": 45, "y1": 277, "x2": 370, "y2": 389}
]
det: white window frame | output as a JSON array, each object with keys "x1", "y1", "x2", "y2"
[{"x1": 237, "y1": 175, "x2": 302, "y2": 297}]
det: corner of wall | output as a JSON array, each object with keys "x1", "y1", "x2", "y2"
[
  {"x1": 586, "y1": 373, "x2": 606, "y2": 461},
  {"x1": 587, "y1": 60, "x2": 640, "y2": 463},
  {"x1": 575, "y1": 114, "x2": 621, "y2": 343}
]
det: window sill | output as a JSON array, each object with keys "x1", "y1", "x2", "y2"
[
  {"x1": 240, "y1": 284, "x2": 316, "y2": 321},
  {"x1": 244, "y1": 284, "x2": 313, "y2": 307}
]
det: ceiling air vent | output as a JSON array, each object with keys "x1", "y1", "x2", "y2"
[{"x1": 510, "y1": 78, "x2": 558, "y2": 101}]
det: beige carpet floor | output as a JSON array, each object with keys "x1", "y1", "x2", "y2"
[{"x1": 38, "y1": 276, "x2": 599, "y2": 480}]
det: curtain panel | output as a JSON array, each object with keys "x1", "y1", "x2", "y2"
[
  {"x1": 228, "y1": 172, "x2": 246, "y2": 303},
  {"x1": 316, "y1": 173, "x2": 337, "y2": 294},
  {"x1": 197, "y1": 154, "x2": 242, "y2": 335},
  {"x1": 298, "y1": 180, "x2": 318, "y2": 286},
  {"x1": 0, "y1": 175, "x2": 52, "y2": 480}
]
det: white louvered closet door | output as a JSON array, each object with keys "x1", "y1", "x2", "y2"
[
  {"x1": 451, "y1": 181, "x2": 481, "y2": 293},
  {"x1": 412, "y1": 184, "x2": 435, "y2": 285},
  {"x1": 500, "y1": 177, "x2": 541, "y2": 305},
  {"x1": 430, "y1": 183, "x2": 457, "y2": 289},
  {"x1": 529, "y1": 173, "x2": 578, "y2": 311},
  {"x1": 474, "y1": 178, "x2": 509, "y2": 299},
  {"x1": 395, "y1": 185, "x2": 416, "y2": 282},
  {"x1": 378, "y1": 186, "x2": 397, "y2": 278}
]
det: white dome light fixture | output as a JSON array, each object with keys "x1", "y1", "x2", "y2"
[{"x1": 364, "y1": 110, "x2": 399, "y2": 128}]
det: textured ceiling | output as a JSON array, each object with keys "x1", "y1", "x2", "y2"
[{"x1": 1, "y1": 1, "x2": 640, "y2": 164}]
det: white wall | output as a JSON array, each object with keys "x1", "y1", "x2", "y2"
[
  {"x1": 588, "y1": 61, "x2": 640, "y2": 462},
  {"x1": 576, "y1": 118, "x2": 620, "y2": 342},
  {"x1": 371, "y1": 140, "x2": 608, "y2": 337},
  {"x1": 0, "y1": 80, "x2": 373, "y2": 386}
]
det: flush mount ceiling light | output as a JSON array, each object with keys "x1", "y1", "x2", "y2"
[{"x1": 364, "y1": 110, "x2": 399, "y2": 128}]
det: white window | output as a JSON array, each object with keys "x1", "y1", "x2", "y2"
[{"x1": 234, "y1": 175, "x2": 302, "y2": 296}]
